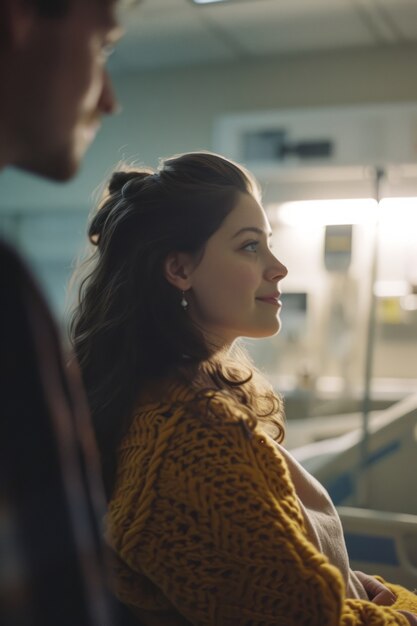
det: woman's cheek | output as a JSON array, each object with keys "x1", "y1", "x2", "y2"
[{"x1": 234, "y1": 265, "x2": 260, "y2": 291}]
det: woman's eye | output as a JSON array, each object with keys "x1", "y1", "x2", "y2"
[{"x1": 242, "y1": 241, "x2": 259, "y2": 253}]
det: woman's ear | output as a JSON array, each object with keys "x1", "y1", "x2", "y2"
[{"x1": 164, "y1": 252, "x2": 194, "y2": 290}]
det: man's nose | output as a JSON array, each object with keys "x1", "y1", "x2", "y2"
[{"x1": 99, "y1": 69, "x2": 120, "y2": 115}]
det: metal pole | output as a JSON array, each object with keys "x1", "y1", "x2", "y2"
[{"x1": 357, "y1": 166, "x2": 384, "y2": 506}]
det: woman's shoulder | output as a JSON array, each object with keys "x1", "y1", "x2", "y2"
[
  {"x1": 133, "y1": 376, "x2": 257, "y2": 437},
  {"x1": 129, "y1": 377, "x2": 289, "y2": 487}
]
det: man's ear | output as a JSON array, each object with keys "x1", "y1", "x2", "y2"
[
  {"x1": 0, "y1": 0, "x2": 36, "y2": 48},
  {"x1": 164, "y1": 252, "x2": 195, "y2": 291}
]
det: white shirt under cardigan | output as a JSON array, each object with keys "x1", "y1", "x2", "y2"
[{"x1": 273, "y1": 440, "x2": 368, "y2": 600}]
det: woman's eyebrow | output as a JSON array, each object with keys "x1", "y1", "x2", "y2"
[{"x1": 231, "y1": 226, "x2": 273, "y2": 239}]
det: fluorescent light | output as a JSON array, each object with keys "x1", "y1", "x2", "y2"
[
  {"x1": 379, "y1": 197, "x2": 417, "y2": 224},
  {"x1": 192, "y1": 0, "x2": 228, "y2": 4},
  {"x1": 272, "y1": 196, "x2": 417, "y2": 228},
  {"x1": 275, "y1": 199, "x2": 378, "y2": 227}
]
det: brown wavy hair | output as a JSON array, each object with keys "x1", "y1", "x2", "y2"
[{"x1": 70, "y1": 152, "x2": 284, "y2": 498}]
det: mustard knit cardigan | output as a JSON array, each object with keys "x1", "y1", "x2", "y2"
[{"x1": 106, "y1": 382, "x2": 417, "y2": 625}]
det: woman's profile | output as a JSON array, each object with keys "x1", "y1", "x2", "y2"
[{"x1": 71, "y1": 151, "x2": 417, "y2": 625}]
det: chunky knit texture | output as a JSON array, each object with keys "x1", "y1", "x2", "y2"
[{"x1": 106, "y1": 380, "x2": 414, "y2": 626}]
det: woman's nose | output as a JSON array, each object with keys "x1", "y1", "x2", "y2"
[{"x1": 266, "y1": 255, "x2": 288, "y2": 281}]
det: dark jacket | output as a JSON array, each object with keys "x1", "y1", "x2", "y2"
[{"x1": 0, "y1": 239, "x2": 114, "y2": 626}]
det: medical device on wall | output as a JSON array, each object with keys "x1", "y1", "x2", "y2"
[
  {"x1": 324, "y1": 224, "x2": 353, "y2": 272},
  {"x1": 214, "y1": 103, "x2": 417, "y2": 170}
]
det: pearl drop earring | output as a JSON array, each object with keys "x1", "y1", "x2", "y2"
[{"x1": 180, "y1": 291, "x2": 189, "y2": 311}]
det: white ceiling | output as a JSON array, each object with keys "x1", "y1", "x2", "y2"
[{"x1": 113, "y1": 0, "x2": 417, "y2": 71}]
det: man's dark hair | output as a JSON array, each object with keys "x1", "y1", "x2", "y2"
[{"x1": 32, "y1": 0, "x2": 70, "y2": 18}]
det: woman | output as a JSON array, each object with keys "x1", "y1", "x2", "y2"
[{"x1": 71, "y1": 152, "x2": 417, "y2": 625}]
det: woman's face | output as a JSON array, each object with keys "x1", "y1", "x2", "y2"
[{"x1": 186, "y1": 192, "x2": 288, "y2": 348}]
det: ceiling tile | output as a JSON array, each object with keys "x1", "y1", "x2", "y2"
[
  {"x1": 374, "y1": 0, "x2": 417, "y2": 40},
  {"x1": 111, "y1": 0, "x2": 414, "y2": 70},
  {"x1": 203, "y1": 0, "x2": 376, "y2": 55},
  {"x1": 113, "y1": 4, "x2": 238, "y2": 69}
]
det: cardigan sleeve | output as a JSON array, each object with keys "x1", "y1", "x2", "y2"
[{"x1": 110, "y1": 395, "x2": 410, "y2": 626}]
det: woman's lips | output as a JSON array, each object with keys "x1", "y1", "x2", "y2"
[{"x1": 256, "y1": 295, "x2": 282, "y2": 306}]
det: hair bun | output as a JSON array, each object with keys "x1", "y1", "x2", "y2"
[
  {"x1": 108, "y1": 170, "x2": 152, "y2": 195},
  {"x1": 89, "y1": 169, "x2": 155, "y2": 246}
]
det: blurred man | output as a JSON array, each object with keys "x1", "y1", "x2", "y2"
[
  {"x1": 0, "y1": 1, "x2": 124, "y2": 624},
  {"x1": 0, "y1": 0, "x2": 121, "y2": 178}
]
